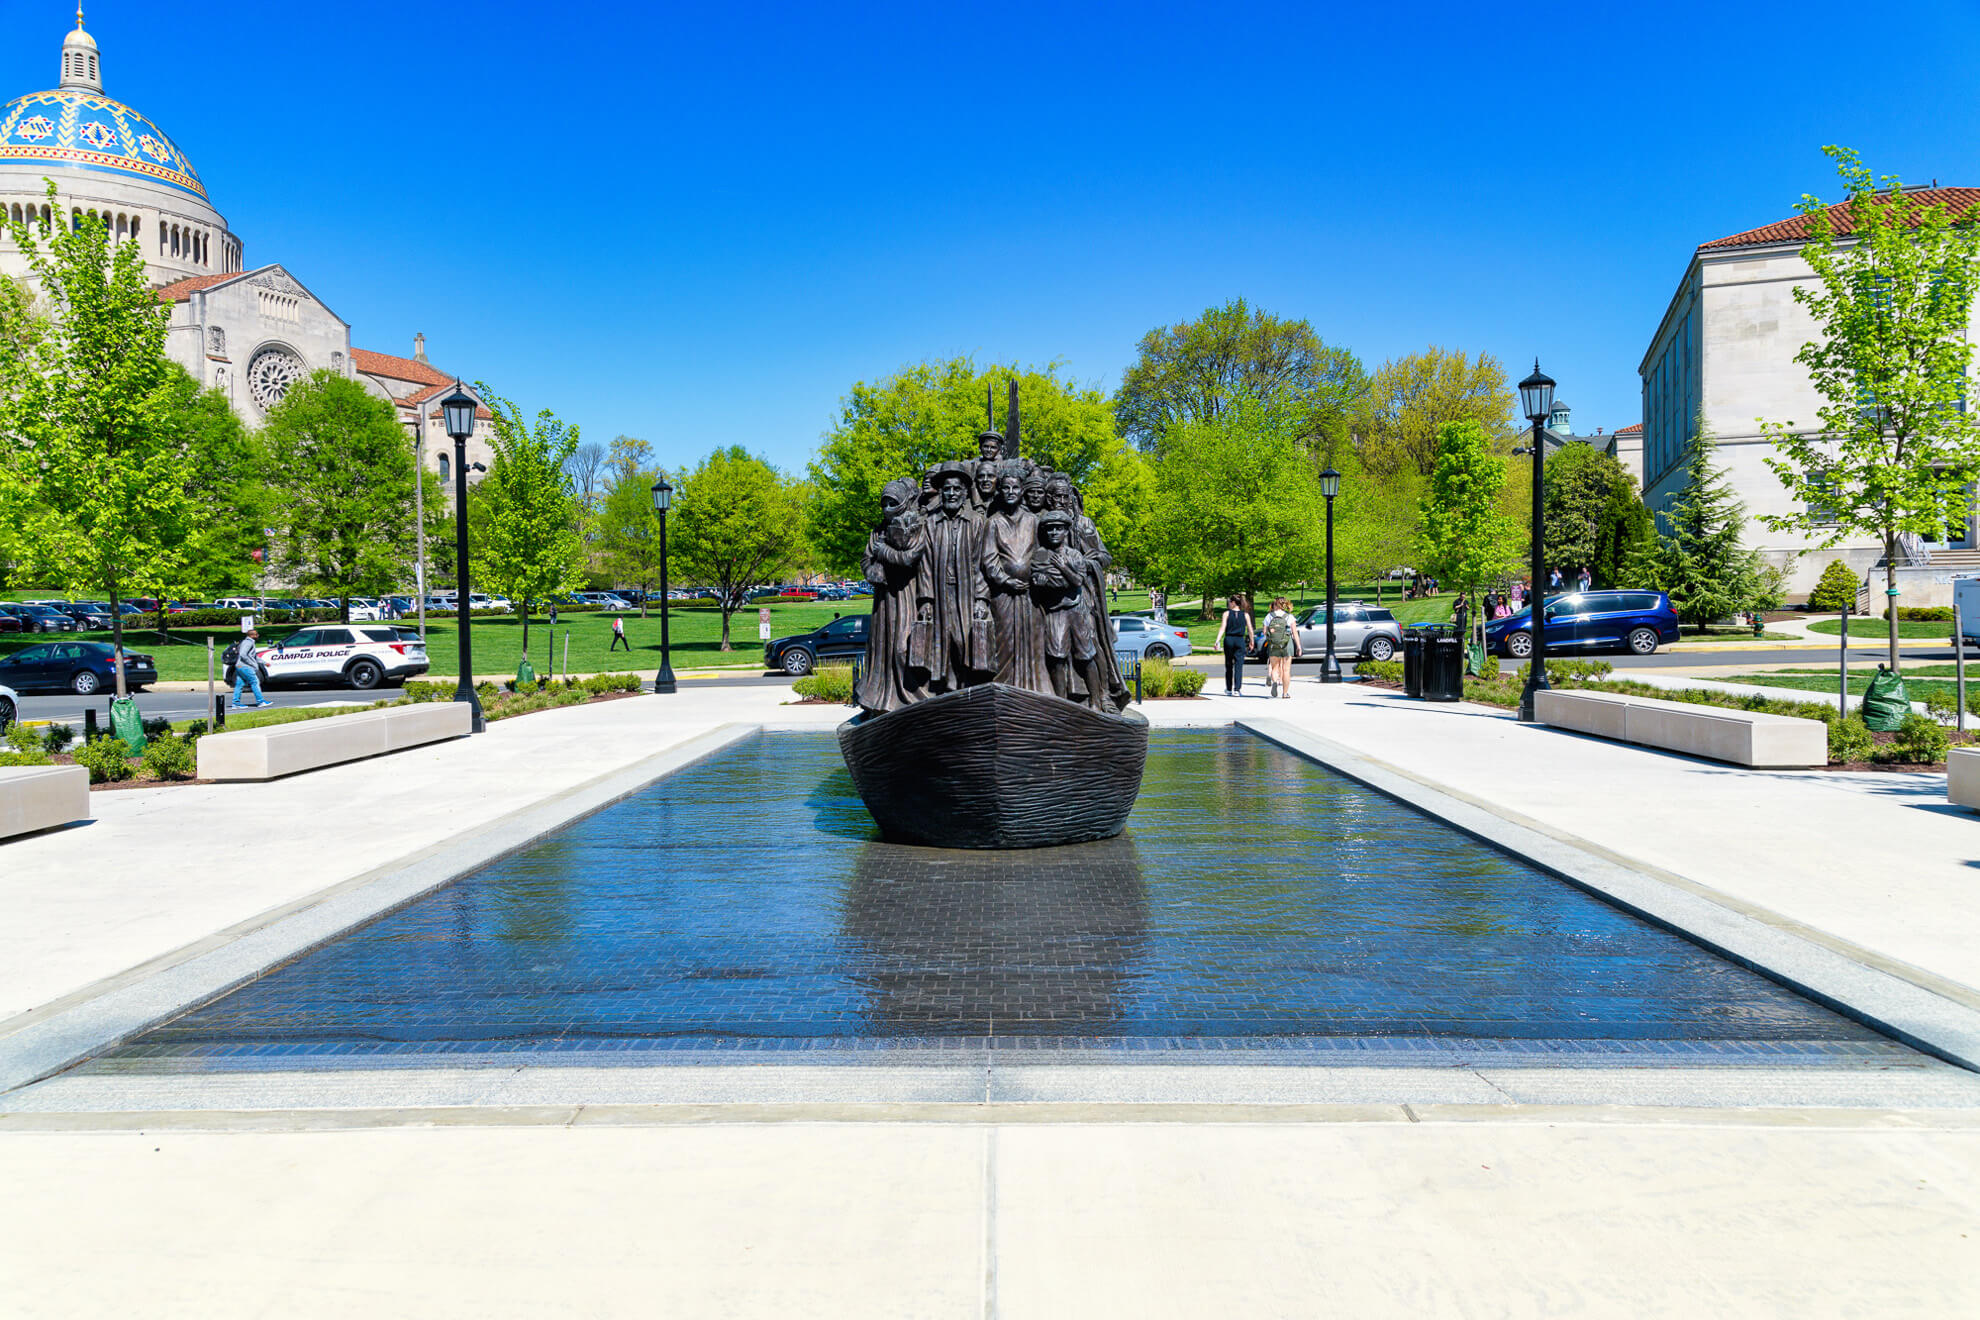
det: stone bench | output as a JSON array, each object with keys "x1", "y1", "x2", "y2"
[
  {"x1": 0, "y1": 765, "x2": 90, "y2": 841},
  {"x1": 1949, "y1": 749, "x2": 1980, "y2": 812},
  {"x1": 196, "y1": 702, "x2": 473, "y2": 782},
  {"x1": 1534, "y1": 688, "x2": 1826, "y2": 768}
]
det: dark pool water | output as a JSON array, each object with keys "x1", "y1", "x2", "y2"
[{"x1": 101, "y1": 730, "x2": 1902, "y2": 1065}]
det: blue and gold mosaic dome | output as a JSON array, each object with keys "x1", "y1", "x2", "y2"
[{"x1": 0, "y1": 87, "x2": 206, "y2": 201}]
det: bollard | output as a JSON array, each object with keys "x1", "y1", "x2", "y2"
[
  {"x1": 84, "y1": 707, "x2": 98, "y2": 742},
  {"x1": 846, "y1": 660, "x2": 862, "y2": 707},
  {"x1": 1134, "y1": 660, "x2": 1143, "y2": 705},
  {"x1": 212, "y1": 692, "x2": 227, "y2": 730}
]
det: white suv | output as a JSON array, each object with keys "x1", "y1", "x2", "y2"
[{"x1": 260, "y1": 625, "x2": 430, "y2": 691}]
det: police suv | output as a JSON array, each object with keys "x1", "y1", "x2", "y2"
[{"x1": 258, "y1": 625, "x2": 429, "y2": 690}]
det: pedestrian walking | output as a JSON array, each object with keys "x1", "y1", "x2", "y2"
[
  {"x1": 609, "y1": 614, "x2": 631, "y2": 652},
  {"x1": 1262, "y1": 596, "x2": 1301, "y2": 698},
  {"x1": 1213, "y1": 594, "x2": 1255, "y2": 695},
  {"x1": 230, "y1": 624, "x2": 273, "y2": 708},
  {"x1": 1548, "y1": 566, "x2": 1564, "y2": 591},
  {"x1": 1151, "y1": 588, "x2": 1168, "y2": 626}
]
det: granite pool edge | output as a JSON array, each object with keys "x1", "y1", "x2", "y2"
[
  {"x1": 1238, "y1": 717, "x2": 1980, "y2": 1075},
  {"x1": 0, "y1": 724, "x2": 760, "y2": 1097}
]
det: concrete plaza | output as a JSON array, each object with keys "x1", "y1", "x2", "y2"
[{"x1": 3, "y1": 677, "x2": 1978, "y2": 1316}]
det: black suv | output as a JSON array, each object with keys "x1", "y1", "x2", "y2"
[{"x1": 765, "y1": 614, "x2": 869, "y2": 675}]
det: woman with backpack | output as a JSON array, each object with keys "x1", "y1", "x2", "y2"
[
  {"x1": 1213, "y1": 594, "x2": 1254, "y2": 695},
  {"x1": 1262, "y1": 596, "x2": 1301, "y2": 698}
]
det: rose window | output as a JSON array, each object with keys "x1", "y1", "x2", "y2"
[{"x1": 247, "y1": 347, "x2": 305, "y2": 412}]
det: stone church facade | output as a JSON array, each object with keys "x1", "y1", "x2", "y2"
[{"x1": 1, "y1": 14, "x2": 493, "y2": 483}]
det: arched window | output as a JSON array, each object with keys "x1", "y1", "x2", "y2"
[{"x1": 438, "y1": 452, "x2": 451, "y2": 482}]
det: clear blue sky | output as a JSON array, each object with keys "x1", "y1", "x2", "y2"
[{"x1": 14, "y1": 1, "x2": 1980, "y2": 469}]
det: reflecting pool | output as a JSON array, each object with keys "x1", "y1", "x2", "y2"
[{"x1": 100, "y1": 730, "x2": 1904, "y2": 1065}]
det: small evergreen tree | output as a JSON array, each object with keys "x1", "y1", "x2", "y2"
[
  {"x1": 1640, "y1": 422, "x2": 1765, "y2": 627},
  {"x1": 1592, "y1": 484, "x2": 1657, "y2": 589},
  {"x1": 1807, "y1": 559, "x2": 1862, "y2": 613}
]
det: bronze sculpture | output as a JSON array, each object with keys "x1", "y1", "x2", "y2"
[{"x1": 838, "y1": 383, "x2": 1151, "y2": 849}]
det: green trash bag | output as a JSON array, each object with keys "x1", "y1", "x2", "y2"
[
  {"x1": 1861, "y1": 665, "x2": 1910, "y2": 732},
  {"x1": 515, "y1": 656, "x2": 538, "y2": 689},
  {"x1": 108, "y1": 695, "x2": 147, "y2": 754},
  {"x1": 1466, "y1": 643, "x2": 1487, "y2": 678}
]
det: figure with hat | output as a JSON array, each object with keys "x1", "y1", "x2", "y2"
[
  {"x1": 1029, "y1": 508, "x2": 1111, "y2": 712},
  {"x1": 916, "y1": 462, "x2": 996, "y2": 691}
]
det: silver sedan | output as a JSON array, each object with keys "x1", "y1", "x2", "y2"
[
  {"x1": 1111, "y1": 615, "x2": 1194, "y2": 661},
  {"x1": 1260, "y1": 604, "x2": 1403, "y2": 663}
]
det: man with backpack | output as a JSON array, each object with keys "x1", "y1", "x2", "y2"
[
  {"x1": 229, "y1": 624, "x2": 274, "y2": 709},
  {"x1": 1261, "y1": 597, "x2": 1301, "y2": 698}
]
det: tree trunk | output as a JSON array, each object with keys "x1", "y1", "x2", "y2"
[
  {"x1": 522, "y1": 602, "x2": 531, "y2": 662},
  {"x1": 109, "y1": 580, "x2": 127, "y2": 699},
  {"x1": 1887, "y1": 536, "x2": 1900, "y2": 670},
  {"x1": 340, "y1": 595, "x2": 350, "y2": 625}
]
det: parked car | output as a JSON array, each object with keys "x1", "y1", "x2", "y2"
[
  {"x1": 1110, "y1": 615, "x2": 1193, "y2": 661},
  {"x1": 0, "y1": 640, "x2": 155, "y2": 695},
  {"x1": 0, "y1": 609, "x2": 21, "y2": 636},
  {"x1": 1, "y1": 603, "x2": 78, "y2": 634},
  {"x1": 46, "y1": 601, "x2": 116, "y2": 631},
  {"x1": 766, "y1": 614, "x2": 869, "y2": 675},
  {"x1": 0, "y1": 681, "x2": 15, "y2": 731},
  {"x1": 256, "y1": 625, "x2": 429, "y2": 690},
  {"x1": 466, "y1": 593, "x2": 512, "y2": 613},
  {"x1": 1484, "y1": 589, "x2": 1680, "y2": 658},
  {"x1": 1254, "y1": 603, "x2": 1403, "y2": 663}
]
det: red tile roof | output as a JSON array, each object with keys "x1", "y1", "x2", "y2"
[
  {"x1": 396, "y1": 381, "x2": 492, "y2": 420},
  {"x1": 1701, "y1": 187, "x2": 1980, "y2": 251},
  {"x1": 153, "y1": 272, "x2": 237, "y2": 302},
  {"x1": 1614, "y1": 423, "x2": 1643, "y2": 435},
  {"x1": 352, "y1": 347, "x2": 450, "y2": 386}
]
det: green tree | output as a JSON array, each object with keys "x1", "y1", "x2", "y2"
[
  {"x1": 673, "y1": 446, "x2": 806, "y2": 649},
  {"x1": 605, "y1": 434, "x2": 653, "y2": 489},
  {"x1": 1081, "y1": 439, "x2": 1157, "y2": 585},
  {"x1": 1114, "y1": 298, "x2": 1367, "y2": 459},
  {"x1": 1758, "y1": 147, "x2": 1980, "y2": 667},
  {"x1": 1356, "y1": 348, "x2": 1518, "y2": 479},
  {"x1": 1640, "y1": 423, "x2": 1765, "y2": 628},
  {"x1": 1807, "y1": 558, "x2": 1861, "y2": 613},
  {"x1": 596, "y1": 465, "x2": 668, "y2": 615},
  {"x1": 1417, "y1": 420, "x2": 1521, "y2": 613},
  {"x1": 166, "y1": 367, "x2": 269, "y2": 598},
  {"x1": 261, "y1": 371, "x2": 418, "y2": 620},
  {"x1": 1141, "y1": 393, "x2": 1326, "y2": 612},
  {"x1": 5, "y1": 183, "x2": 193, "y2": 696},
  {"x1": 1543, "y1": 443, "x2": 1650, "y2": 586},
  {"x1": 473, "y1": 388, "x2": 585, "y2": 661},
  {"x1": 1333, "y1": 456, "x2": 1423, "y2": 602},
  {"x1": 806, "y1": 357, "x2": 1116, "y2": 575}
]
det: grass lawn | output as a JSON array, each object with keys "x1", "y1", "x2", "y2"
[
  {"x1": 1806, "y1": 618, "x2": 1952, "y2": 639},
  {"x1": 1741, "y1": 672, "x2": 1957, "y2": 701},
  {"x1": 0, "y1": 601, "x2": 878, "y2": 681},
  {"x1": 1774, "y1": 663, "x2": 1980, "y2": 678}
]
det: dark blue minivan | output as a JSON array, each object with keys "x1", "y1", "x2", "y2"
[{"x1": 1484, "y1": 589, "x2": 1680, "y2": 658}]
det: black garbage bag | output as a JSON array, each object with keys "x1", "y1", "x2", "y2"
[{"x1": 1860, "y1": 665, "x2": 1910, "y2": 732}]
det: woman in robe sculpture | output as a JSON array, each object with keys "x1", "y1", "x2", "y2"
[
  {"x1": 854, "y1": 477, "x2": 929, "y2": 715},
  {"x1": 980, "y1": 460, "x2": 1048, "y2": 693}
]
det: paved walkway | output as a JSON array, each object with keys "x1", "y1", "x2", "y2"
[{"x1": 6, "y1": 678, "x2": 1980, "y2": 1316}]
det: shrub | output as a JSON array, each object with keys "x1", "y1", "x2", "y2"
[
  {"x1": 1356, "y1": 659, "x2": 1403, "y2": 683},
  {"x1": 41, "y1": 722, "x2": 76, "y2": 753},
  {"x1": 1883, "y1": 605, "x2": 1955, "y2": 622},
  {"x1": 1828, "y1": 714, "x2": 1875, "y2": 764},
  {"x1": 1885, "y1": 712, "x2": 1951, "y2": 764},
  {"x1": 140, "y1": 733, "x2": 196, "y2": 781},
  {"x1": 792, "y1": 665, "x2": 857, "y2": 702},
  {"x1": 1807, "y1": 560, "x2": 1860, "y2": 613},
  {"x1": 0, "y1": 722, "x2": 54, "y2": 767},
  {"x1": 1137, "y1": 658, "x2": 1205, "y2": 698},
  {"x1": 72, "y1": 737, "x2": 134, "y2": 783}
]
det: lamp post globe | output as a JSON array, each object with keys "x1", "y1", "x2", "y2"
[
  {"x1": 650, "y1": 476, "x2": 677, "y2": 695},
  {"x1": 438, "y1": 382, "x2": 484, "y2": 733},
  {"x1": 1318, "y1": 466, "x2": 1343, "y2": 683},
  {"x1": 1516, "y1": 361, "x2": 1556, "y2": 724}
]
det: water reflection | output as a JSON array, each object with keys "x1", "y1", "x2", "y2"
[{"x1": 843, "y1": 834, "x2": 1150, "y2": 1036}]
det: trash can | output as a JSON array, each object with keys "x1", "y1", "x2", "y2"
[
  {"x1": 1402, "y1": 630, "x2": 1425, "y2": 698},
  {"x1": 1423, "y1": 634, "x2": 1465, "y2": 703}
]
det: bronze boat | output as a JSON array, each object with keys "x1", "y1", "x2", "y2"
[{"x1": 837, "y1": 683, "x2": 1150, "y2": 849}]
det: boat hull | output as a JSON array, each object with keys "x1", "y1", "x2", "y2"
[{"x1": 837, "y1": 684, "x2": 1150, "y2": 849}]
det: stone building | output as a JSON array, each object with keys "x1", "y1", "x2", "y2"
[
  {"x1": 1639, "y1": 186, "x2": 1980, "y2": 602},
  {"x1": 0, "y1": 13, "x2": 493, "y2": 487},
  {"x1": 1510, "y1": 402, "x2": 1641, "y2": 483}
]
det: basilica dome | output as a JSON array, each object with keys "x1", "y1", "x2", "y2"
[
  {"x1": 0, "y1": 87, "x2": 208, "y2": 202},
  {"x1": 0, "y1": 16, "x2": 238, "y2": 283}
]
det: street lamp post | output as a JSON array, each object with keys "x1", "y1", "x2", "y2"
[
  {"x1": 1516, "y1": 361, "x2": 1557, "y2": 723},
  {"x1": 1319, "y1": 466, "x2": 1342, "y2": 683},
  {"x1": 650, "y1": 477, "x2": 676, "y2": 695},
  {"x1": 439, "y1": 383, "x2": 484, "y2": 733}
]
